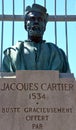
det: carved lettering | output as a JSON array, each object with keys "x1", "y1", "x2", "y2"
[
  {"x1": 32, "y1": 123, "x2": 43, "y2": 129},
  {"x1": 2, "y1": 107, "x2": 20, "y2": 113},
  {"x1": 25, "y1": 115, "x2": 49, "y2": 121}
]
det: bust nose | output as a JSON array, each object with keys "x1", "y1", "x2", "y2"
[{"x1": 34, "y1": 18, "x2": 39, "y2": 23}]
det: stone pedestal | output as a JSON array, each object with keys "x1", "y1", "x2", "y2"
[{"x1": 0, "y1": 71, "x2": 76, "y2": 130}]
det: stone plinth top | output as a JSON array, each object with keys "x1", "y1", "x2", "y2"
[{"x1": 0, "y1": 71, "x2": 76, "y2": 130}]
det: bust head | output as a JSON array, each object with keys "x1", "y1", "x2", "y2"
[{"x1": 24, "y1": 4, "x2": 48, "y2": 42}]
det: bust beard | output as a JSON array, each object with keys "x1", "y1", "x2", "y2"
[{"x1": 28, "y1": 35, "x2": 43, "y2": 43}]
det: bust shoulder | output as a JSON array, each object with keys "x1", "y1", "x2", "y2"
[
  {"x1": 3, "y1": 41, "x2": 24, "y2": 55},
  {"x1": 44, "y1": 42, "x2": 63, "y2": 53}
]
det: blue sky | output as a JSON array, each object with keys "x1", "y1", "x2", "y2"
[{"x1": 0, "y1": 0, "x2": 76, "y2": 78}]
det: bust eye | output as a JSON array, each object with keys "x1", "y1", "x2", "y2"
[
  {"x1": 38, "y1": 17, "x2": 42, "y2": 22},
  {"x1": 30, "y1": 17, "x2": 35, "y2": 21}
]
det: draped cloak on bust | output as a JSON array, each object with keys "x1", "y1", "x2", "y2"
[{"x1": 3, "y1": 40, "x2": 70, "y2": 73}]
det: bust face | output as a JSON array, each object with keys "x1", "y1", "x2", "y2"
[{"x1": 25, "y1": 11, "x2": 46, "y2": 38}]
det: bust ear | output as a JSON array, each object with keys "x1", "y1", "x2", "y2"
[{"x1": 24, "y1": 21, "x2": 27, "y2": 30}]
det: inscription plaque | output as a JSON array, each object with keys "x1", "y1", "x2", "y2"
[{"x1": 0, "y1": 71, "x2": 76, "y2": 130}]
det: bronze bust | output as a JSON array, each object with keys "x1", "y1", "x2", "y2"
[{"x1": 2, "y1": 4, "x2": 70, "y2": 73}]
